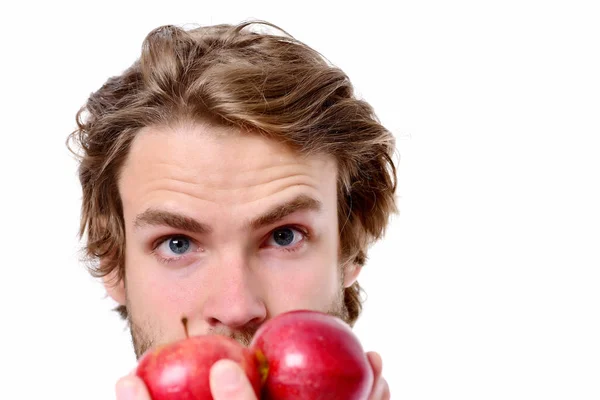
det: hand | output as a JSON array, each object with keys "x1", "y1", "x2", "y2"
[
  {"x1": 114, "y1": 354, "x2": 387, "y2": 400},
  {"x1": 114, "y1": 360, "x2": 257, "y2": 400},
  {"x1": 209, "y1": 359, "x2": 258, "y2": 399},
  {"x1": 209, "y1": 355, "x2": 390, "y2": 400},
  {"x1": 115, "y1": 371, "x2": 151, "y2": 400},
  {"x1": 367, "y1": 352, "x2": 391, "y2": 400}
]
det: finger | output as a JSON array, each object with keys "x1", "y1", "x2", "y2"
[
  {"x1": 367, "y1": 351, "x2": 383, "y2": 379},
  {"x1": 210, "y1": 359, "x2": 258, "y2": 400},
  {"x1": 366, "y1": 352, "x2": 391, "y2": 400},
  {"x1": 116, "y1": 375, "x2": 152, "y2": 400},
  {"x1": 369, "y1": 376, "x2": 391, "y2": 400},
  {"x1": 381, "y1": 379, "x2": 391, "y2": 400}
]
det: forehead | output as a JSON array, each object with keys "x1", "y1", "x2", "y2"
[
  {"x1": 118, "y1": 122, "x2": 338, "y2": 212},
  {"x1": 128, "y1": 123, "x2": 309, "y2": 170}
]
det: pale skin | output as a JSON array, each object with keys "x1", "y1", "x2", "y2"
[{"x1": 104, "y1": 121, "x2": 390, "y2": 399}]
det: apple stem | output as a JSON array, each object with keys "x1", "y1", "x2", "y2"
[{"x1": 182, "y1": 317, "x2": 189, "y2": 338}]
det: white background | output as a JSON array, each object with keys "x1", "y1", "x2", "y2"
[{"x1": 1, "y1": 1, "x2": 599, "y2": 399}]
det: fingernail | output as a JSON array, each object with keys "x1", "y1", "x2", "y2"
[
  {"x1": 213, "y1": 360, "x2": 242, "y2": 392},
  {"x1": 116, "y1": 378, "x2": 139, "y2": 400}
]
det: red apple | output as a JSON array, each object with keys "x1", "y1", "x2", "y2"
[
  {"x1": 250, "y1": 310, "x2": 374, "y2": 400},
  {"x1": 136, "y1": 319, "x2": 263, "y2": 400}
]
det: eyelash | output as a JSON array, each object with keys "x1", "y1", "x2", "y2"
[
  {"x1": 265, "y1": 225, "x2": 310, "y2": 253},
  {"x1": 149, "y1": 236, "x2": 195, "y2": 265},
  {"x1": 150, "y1": 225, "x2": 310, "y2": 265}
]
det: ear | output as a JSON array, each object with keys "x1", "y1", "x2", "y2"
[
  {"x1": 343, "y1": 263, "x2": 363, "y2": 288},
  {"x1": 102, "y1": 263, "x2": 126, "y2": 306}
]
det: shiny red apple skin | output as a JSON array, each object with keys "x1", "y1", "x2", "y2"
[
  {"x1": 136, "y1": 335, "x2": 261, "y2": 400},
  {"x1": 250, "y1": 310, "x2": 374, "y2": 400}
]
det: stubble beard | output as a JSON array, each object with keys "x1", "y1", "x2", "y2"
[{"x1": 127, "y1": 286, "x2": 349, "y2": 360}]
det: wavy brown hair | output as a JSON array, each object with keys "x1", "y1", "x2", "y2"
[{"x1": 68, "y1": 21, "x2": 397, "y2": 326}]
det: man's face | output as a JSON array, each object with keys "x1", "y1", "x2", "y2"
[{"x1": 106, "y1": 122, "x2": 360, "y2": 359}]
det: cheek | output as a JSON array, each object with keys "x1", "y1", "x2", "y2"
[
  {"x1": 262, "y1": 254, "x2": 341, "y2": 314},
  {"x1": 262, "y1": 227, "x2": 342, "y2": 313},
  {"x1": 125, "y1": 250, "x2": 200, "y2": 329}
]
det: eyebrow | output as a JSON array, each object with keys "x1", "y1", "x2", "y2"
[
  {"x1": 134, "y1": 208, "x2": 212, "y2": 234},
  {"x1": 133, "y1": 194, "x2": 322, "y2": 233},
  {"x1": 249, "y1": 194, "x2": 322, "y2": 230}
]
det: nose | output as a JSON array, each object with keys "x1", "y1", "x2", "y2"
[{"x1": 201, "y1": 254, "x2": 267, "y2": 330}]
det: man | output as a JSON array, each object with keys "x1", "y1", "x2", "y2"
[{"x1": 69, "y1": 20, "x2": 396, "y2": 399}]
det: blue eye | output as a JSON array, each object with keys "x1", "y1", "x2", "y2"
[
  {"x1": 267, "y1": 227, "x2": 304, "y2": 247},
  {"x1": 273, "y1": 228, "x2": 294, "y2": 246},
  {"x1": 152, "y1": 235, "x2": 201, "y2": 265},
  {"x1": 164, "y1": 236, "x2": 191, "y2": 255}
]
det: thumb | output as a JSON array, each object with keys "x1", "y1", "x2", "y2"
[
  {"x1": 116, "y1": 375, "x2": 151, "y2": 400},
  {"x1": 210, "y1": 359, "x2": 257, "y2": 400}
]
